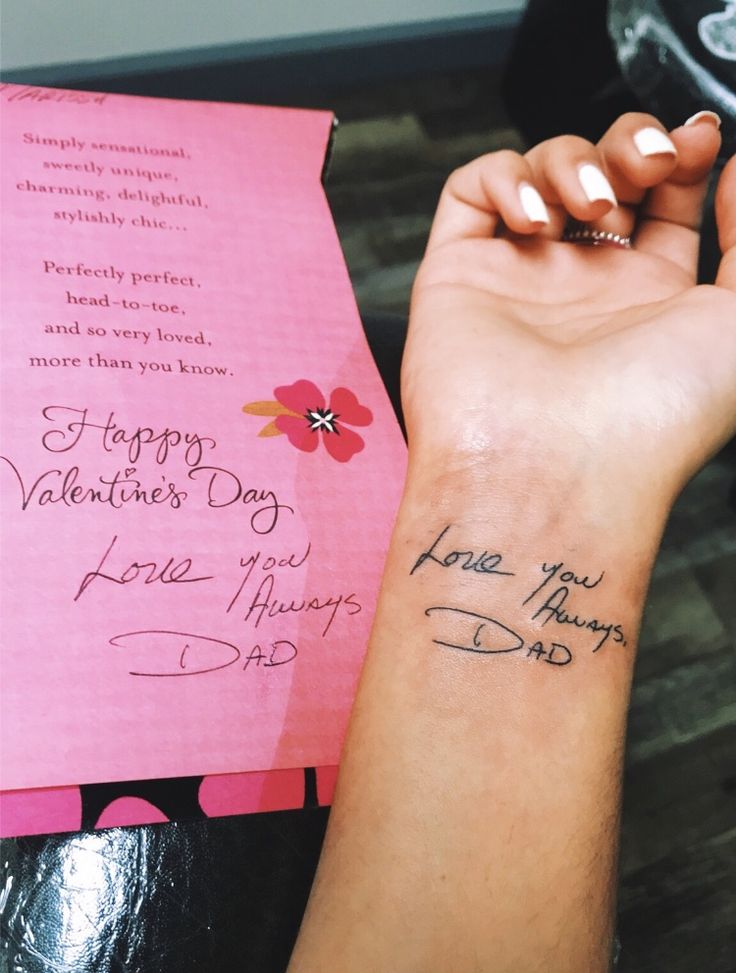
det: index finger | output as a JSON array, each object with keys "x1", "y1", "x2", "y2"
[{"x1": 426, "y1": 151, "x2": 549, "y2": 253}]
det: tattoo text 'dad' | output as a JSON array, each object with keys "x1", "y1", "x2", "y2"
[{"x1": 425, "y1": 607, "x2": 572, "y2": 665}]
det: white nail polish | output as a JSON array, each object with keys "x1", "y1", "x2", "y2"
[
  {"x1": 519, "y1": 183, "x2": 549, "y2": 224},
  {"x1": 578, "y1": 164, "x2": 617, "y2": 205},
  {"x1": 633, "y1": 127, "x2": 677, "y2": 157},
  {"x1": 684, "y1": 110, "x2": 722, "y2": 129}
]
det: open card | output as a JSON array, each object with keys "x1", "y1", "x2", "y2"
[{"x1": 0, "y1": 83, "x2": 406, "y2": 835}]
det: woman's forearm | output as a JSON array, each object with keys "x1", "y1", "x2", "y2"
[{"x1": 289, "y1": 456, "x2": 668, "y2": 972}]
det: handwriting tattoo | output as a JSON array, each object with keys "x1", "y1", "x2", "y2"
[
  {"x1": 529, "y1": 586, "x2": 626, "y2": 652},
  {"x1": 410, "y1": 525, "x2": 514, "y2": 578},
  {"x1": 412, "y1": 529, "x2": 628, "y2": 667},
  {"x1": 425, "y1": 607, "x2": 572, "y2": 665},
  {"x1": 523, "y1": 560, "x2": 626, "y2": 652},
  {"x1": 522, "y1": 560, "x2": 604, "y2": 606}
]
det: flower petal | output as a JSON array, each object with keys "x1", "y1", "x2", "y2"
[
  {"x1": 274, "y1": 380, "x2": 325, "y2": 415},
  {"x1": 275, "y1": 414, "x2": 320, "y2": 452},
  {"x1": 323, "y1": 425, "x2": 365, "y2": 463},
  {"x1": 329, "y1": 387, "x2": 372, "y2": 427}
]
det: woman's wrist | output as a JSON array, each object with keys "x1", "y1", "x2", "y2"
[
  {"x1": 403, "y1": 439, "x2": 673, "y2": 547},
  {"x1": 390, "y1": 448, "x2": 672, "y2": 680},
  {"x1": 291, "y1": 454, "x2": 658, "y2": 973}
]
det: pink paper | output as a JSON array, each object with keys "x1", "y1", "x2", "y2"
[
  {"x1": 0, "y1": 83, "x2": 406, "y2": 794},
  {"x1": 0, "y1": 785, "x2": 83, "y2": 837},
  {"x1": 0, "y1": 765, "x2": 339, "y2": 837}
]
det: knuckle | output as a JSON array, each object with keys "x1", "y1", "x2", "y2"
[
  {"x1": 443, "y1": 163, "x2": 468, "y2": 194},
  {"x1": 542, "y1": 134, "x2": 596, "y2": 158},
  {"x1": 444, "y1": 150, "x2": 523, "y2": 193},
  {"x1": 617, "y1": 111, "x2": 666, "y2": 131},
  {"x1": 489, "y1": 148, "x2": 523, "y2": 167}
]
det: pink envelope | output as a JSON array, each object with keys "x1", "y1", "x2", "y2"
[{"x1": 0, "y1": 83, "x2": 406, "y2": 835}]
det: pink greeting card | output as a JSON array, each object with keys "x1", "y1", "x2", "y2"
[
  {"x1": 0, "y1": 765, "x2": 339, "y2": 838},
  {"x1": 0, "y1": 84, "x2": 406, "y2": 823}
]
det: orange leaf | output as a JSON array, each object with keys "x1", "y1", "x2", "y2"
[
  {"x1": 242, "y1": 400, "x2": 292, "y2": 417},
  {"x1": 243, "y1": 402, "x2": 299, "y2": 416},
  {"x1": 258, "y1": 420, "x2": 284, "y2": 437}
]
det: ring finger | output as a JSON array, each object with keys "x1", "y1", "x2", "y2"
[{"x1": 523, "y1": 134, "x2": 619, "y2": 240}]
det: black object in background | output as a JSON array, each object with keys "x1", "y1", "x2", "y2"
[
  {"x1": 609, "y1": 0, "x2": 736, "y2": 155},
  {"x1": 501, "y1": 0, "x2": 642, "y2": 146}
]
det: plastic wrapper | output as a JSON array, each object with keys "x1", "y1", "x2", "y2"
[{"x1": 608, "y1": 0, "x2": 736, "y2": 155}]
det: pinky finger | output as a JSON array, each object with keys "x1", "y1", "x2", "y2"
[{"x1": 426, "y1": 151, "x2": 551, "y2": 253}]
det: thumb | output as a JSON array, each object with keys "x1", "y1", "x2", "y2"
[{"x1": 715, "y1": 155, "x2": 736, "y2": 292}]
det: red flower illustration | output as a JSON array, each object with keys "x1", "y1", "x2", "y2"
[{"x1": 243, "y1": 380, "x2": 372, "y2": 463}]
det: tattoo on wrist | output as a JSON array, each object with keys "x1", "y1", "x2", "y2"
[
  {"x1": 410, "y1": 523, "x2": 514, "y2": 578},
  {"x1": 411, "y1": 525, "x2": 628, "y2": 668}
]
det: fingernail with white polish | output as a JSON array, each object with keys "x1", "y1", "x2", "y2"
[
  {"x1": 633, "y1": 127, "x2": 677, "y2": 157},
  {"x1": 519, "y1": 183, "x2": 550, "y2": 224},
  {"x1": 684, "y1": 110, "x2": 722, "y2": 129},
  {"x1": 578, "y1": 164, "x2": 617, "y2": 205}
]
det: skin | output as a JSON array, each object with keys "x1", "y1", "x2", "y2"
[{"x1": 288, "y1": 112, "x2": 736, "y2": 972}]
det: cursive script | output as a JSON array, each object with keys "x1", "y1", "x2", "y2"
[
  {"x1": 186, "y1": 465, "x2": 292, "y2": 533},
  {"x1": 410, "y1": 525, "x2": 514, "y2": 578},
  {"x1": 240, "y1": 572, "x2": 361, "y2": 637},
  {"x1": 109, "y1": 629, "x2": 297, "y2": 677},
  {"x1": 425, "y1": 606, "x2": 572, "y2": 665},
  {"x1": 41, "y1": 405, "x2": 216, "y2": 466},
  {"x1": 1, "y1": 456, "x2": 187, "y2": 510},
  {"x1": 74, "y1": 534, "x2": 213, "y2": 601},
  {"x1": 522, "y1": 559, "x2": 604, "y2": 606},
  {"x1": 226, "y1": 542, "x2": 311, "y2": 613},
  {"x1": 530, "y1": 586, "x2": 625, "y2": 652}
]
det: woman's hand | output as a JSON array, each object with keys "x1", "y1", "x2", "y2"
[{"x1": 405, "y1": 112, "x2": 735, "y2": 514}]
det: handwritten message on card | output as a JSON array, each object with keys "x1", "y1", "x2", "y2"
[{"x1": 0, "y1": 84, "x2": 406, "y2": 791}]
